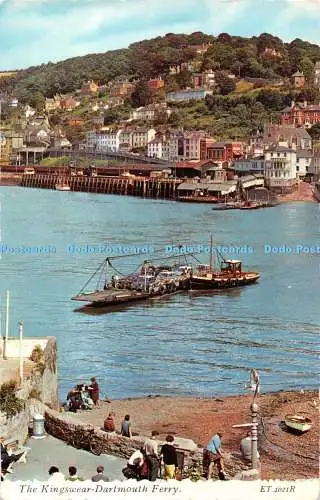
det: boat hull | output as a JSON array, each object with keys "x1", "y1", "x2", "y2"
[
  {"x1": 285, "y1": 415, "x2": 312, "y2": 433},
  {"x1": 55, "y1": 185, "x2": 71, "y2": 191},
  {"x1": 190, "y1": 273, "x2": 260, "y2": 289}
]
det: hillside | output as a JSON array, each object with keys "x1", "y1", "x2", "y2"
[{"x1": 1, "y1": 31, "x2": 319, "y2": 102}]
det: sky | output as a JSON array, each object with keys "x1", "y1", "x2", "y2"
[{"x1": 0, "y1": 0, "x2": 319, "y2": 70}]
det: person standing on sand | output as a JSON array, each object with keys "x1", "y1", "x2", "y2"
[
  {"x1": 204, "y1": 432, "x2": 226, "y2": 480},
  {"x1": 121, "y1": 414, "x2": 132, "y2": 438},
  {"x1": 144, "y1": 430, "x2": 160, "y2": 481},
  {"x1": 88, "y1": 377, "x2": 100, "y2": 407},
  {"x1": 160, "y1": 435, "x2": 178, "y2": 480}
]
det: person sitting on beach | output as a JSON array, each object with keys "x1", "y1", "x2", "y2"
[
  {"x1": 120, "y1": 414, "x2": 132, "y2": 438},
  {"x1": 48, "y1": 466, "x2": 65, "y2": 483},
  {"x1": 104, "y1": 413, "x2": 115, "y2": 432},
  {"x1": 88, "y1": 377, "x2": 100, "y2": 407},
  {"x1": 160, "y1": 435, "x2": 178, "y2": 480},
  {"x1": 66, "y1": 466, "x2": 84, "y2": 481}
]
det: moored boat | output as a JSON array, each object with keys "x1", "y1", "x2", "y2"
[
  {"x1": 55, "y1": 184, "x2": 71, "y2": 191},
  {"x1": 284, "y1": 414, "x2": 312, "y2": 433},
  {"x1": 190, "y1": 244, "x2": 260, "y2": 290}
]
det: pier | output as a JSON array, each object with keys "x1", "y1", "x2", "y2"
[{"x1": 20, "y1": 173, "x2": 182, "y2": 199}]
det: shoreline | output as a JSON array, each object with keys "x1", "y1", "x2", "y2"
[{"x1": 70, "y1": 389, "x2": 319, "y2": 480}]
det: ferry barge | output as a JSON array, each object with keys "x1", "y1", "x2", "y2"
[{"x1": 72, "y1": 258, "x2": 192, "y2": 308}]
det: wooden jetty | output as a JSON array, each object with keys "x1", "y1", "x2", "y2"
[{"x1": 20, "y1": 173, "x2": 181, "y2": 200}]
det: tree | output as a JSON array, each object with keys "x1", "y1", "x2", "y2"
[
  {"x1": 215, "y1": 72, "x2": 236, "y2": 95},
  {"x1": 130, "y1": 80, "x2": 153, "y2": 107},
  {"x1": 296, "y1": 86, "x2": 320, "y2": 103},
  {"x1": 299, "y1": 57, "x2": 314, "y2": 82},
  {"x1": 308, "y1": 123, "x2": 320, "y2": 141}
]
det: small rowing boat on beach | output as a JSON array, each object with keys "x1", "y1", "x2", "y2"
[{"x1": 284, "y1": 414, "x2": 312, "y2": 433}]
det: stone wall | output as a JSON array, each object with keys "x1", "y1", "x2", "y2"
[
  {"x1": 0, "y1": 337, "x2": 58, "y2": 445},
  {"x1": 44, "y1": 408, "x2": 249, "y2": 478}
]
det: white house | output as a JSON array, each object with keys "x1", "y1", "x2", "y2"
[
  {"x1": 296, "y1": 149, "x2": 313, "y2": 178},
  {"x1": 119, "y1": 129, "x2": 133, "y2": 151},
  {"x1": 147, "y1": 137, "x2": 164, "y2": 159},
  {"x1": 86, "y1": 128, "x2": 123, "y2": 152},
  {"x1": 131, "y1": 128, "x2": 156, "y2": 150},
  {"x1": 264, "y1": 144, "x2": 297, "y2": 192}
]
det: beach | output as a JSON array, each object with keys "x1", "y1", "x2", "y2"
[{"x1": 72, "y1": 390, "x2": 319, "y2": 480}]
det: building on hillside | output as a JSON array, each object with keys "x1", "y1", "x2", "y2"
[
  {"x1": 292, "y1": 71, "x2": 305, "y2": 88},
  {"x1": 53, "y1": 137, "x2": 72, "y2": 149},
  {"x1": 193, "y1": 71, "x2": 215, "y2": 89},
  {"x1": 281, "y1": 101, "x2": 320, "y2": 128},
  {"x1": 111, "y1": 80, "x2": 135, "y2": 97},
  {"x1": 162, "y1": 132, "x2": 183, "y2": 162},
  {"x1": 200, "y1": 137, "x2": 215, "y2": 160},
  {"x1": 66, "y1": 119, "x2": 83, "y2": 127},
  {"x1": 8, "y1": 98, "x2": 18, "y2": 108},
  {"x1": 182, "y1": 131, "x2": 209, "y2": 161},
  {"x1": 80, "y1": 80, "x2": 99, "y2": 95},
  {"x1": 233, "y1": 158, "x2": 265, "y2": 175},
  {"x1": 257, "y1": 123, "x2": 312, "y2": 151},
  {"x1": 166, "y1": 88, "x2": 212, "y2": 103},
  {"x1": 105, "y1": 96, "x2": 125, "y2": 107},
  {"x1": 296, "y1": 149, "x2": 313, "y2": 178},
  {"x1": 310, "y1": 143, "x2": 320, "y2": 178},
  {"x1": 314, "y1": 62, "x2": 320, "y2": 88},
  {"x1": 205, "y1": 141, "x2": 244, "y2": 166},
  {"x1": 147, "y1": 136, "x2": 164, "y2": 159},
  {"x1": 188, "y1": 43, "x2": 212, "y2": 55},
  {"x1": 119, "y1": 129, "x2": 133, "y2": 151},
  {"x1": 131, "y1": 128, "x2": 156, "y2": 150},
  {"x1": 86, "y1": 128, "x2": 123, "y2": 152},
  {"x1": 147, "y1": 78, "x2": 164, "y2": 91},
  {"x1": 45, "y1": 97, "x2": 61, "y2": 112},
  {"x1": 264, "y1": 145, "x2": 297, "y2": 192},
  {"x1": 130, "y1": 104, "x2": 170, "y2": 121},
  {"x1": 60, "y1": 97, "x2": 80, "y2": 111}
]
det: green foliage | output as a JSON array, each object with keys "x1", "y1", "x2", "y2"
[
  {"x1": 0, "y1": 380, "x2": 24, "y2": 418},
  {"x1": 309, "y1": 123, "x2": 320, "y2": 141},
  {"x1": 130, "y1": 80, "x2": 153, "y2": 107},
  {"x1": 29, "y1": 344, "x2": 43, "y2": 363},
  {"x1": 215, "y1": 72, "x2": 236, "y2": 95}
]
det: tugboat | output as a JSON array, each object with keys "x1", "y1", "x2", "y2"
[{"x1": 190, "y1": 244, "x2": 260, "y2": 289}]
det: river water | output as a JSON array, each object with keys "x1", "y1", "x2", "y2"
[{"x1": 0, "y1": 187, "x2": 319, "y2": 400}]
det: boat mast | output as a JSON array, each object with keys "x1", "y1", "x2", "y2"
[{"x1": 209, "y1": 234, "x2": 213, "y2": 273}]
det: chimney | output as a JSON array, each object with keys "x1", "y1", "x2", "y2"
[{"x1": 291, "y1": 100, "x2": 295, "y2": 108}]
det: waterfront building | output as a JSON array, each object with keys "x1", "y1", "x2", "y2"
[
  {"x1": 162, "y1": 132, "x2": 182, "y2": 162},
  {"x1": 119, "y1": 129, "x2": 133, "y2": 151},
  {"x1": 264, "y1": 144, "x2": 297, "y2": 192},
  {"x1": 166, "y1": 88, "x2": 212, "y2": 103},
  {"x1": 280, "y1": 102, "x2": 320, "y2": 128},
  {"x1": 310, "y1": 142, "x2": 320, "y2": 178},
  {"x1": 257, "y1": 123, "x2": 312, "y2": 151},
  {"x1": 205, "y1": 141, "x2": 244, "y2": 166},
  {"x1": 296, "y1": 149, "x2": 313, "y2": 178},
  {"x1": 131, "y1": 128, "x2": 156, "y2": 150},
  {"x1": 147, "y1": 136, "x2": 164, "y2": 159},
  {"x1": 86, "y1": 128, "x2": 123, "y2": 152},
  {"x1": 233, "y1": 158, "x2": 265, "y2": 175}
]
